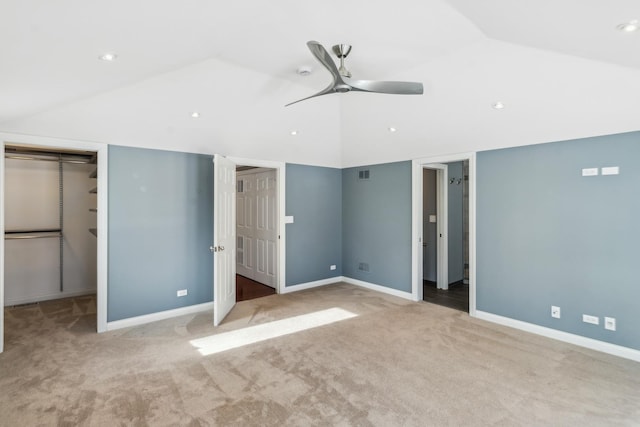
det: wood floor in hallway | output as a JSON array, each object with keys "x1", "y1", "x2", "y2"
[
  {"x1": 423, "y1": 280, "x2": 469, "y2": 312},
  {"x1": 236, "y1": 274, "x2": 276, "y2": 302}
]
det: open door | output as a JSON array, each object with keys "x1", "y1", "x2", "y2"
[{"x1": 213, "y1": 154, "x2": 236, "y2": 326}]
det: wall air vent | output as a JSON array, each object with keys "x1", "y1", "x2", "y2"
[
  {"x1": 358, "y1": 262, "x2": 370, "y2": 272},
  {"x1": 358, "y1": 169, "x2": 370, "y2": 181}
]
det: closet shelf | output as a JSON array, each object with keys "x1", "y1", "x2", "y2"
[
  {"x1": 89, "y1": 187, "x2": 97, "y2": 194},
  {"x1": 89, "y1": 208, "x2": 97, "y2": 213},
  {"x1": 89, "y1": 168, "x2": 97, "y2": 178},
  {"x1": 88, "y1": 228, "x2": 97, "y2": 237}
]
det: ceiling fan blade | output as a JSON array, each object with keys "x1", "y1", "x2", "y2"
[
  {"x1": 347, "y1": 79, "x2": 424, "y2": 95},
  {"x1": 285, "y1": 85, "x2": 334, "y2": 107},
  {"x1": 306, "y1": 41, "x2": 342, "y2": 84}
]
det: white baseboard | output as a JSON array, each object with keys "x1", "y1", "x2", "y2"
[
  {"x1": 342, "y1": 277, "x2": 414, "y2": 301},
  {"x1": 280, "y1": 276, "x2": 343, "y2": 294},
  {"x1": 280, "y1": 276, "x2": 415, "y2": 302},
  {"x1": 106, "y1": 302, "x2": 214, "y2": 331},
  {"x1": 5, "y1": 289, "x2": 96, "y2": 307},
  {"x1": 475, "y1": 310, "x2": 640, "y2": 363}
]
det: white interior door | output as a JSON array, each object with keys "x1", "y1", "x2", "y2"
[
  {"x1": 253, "y1": 170, "x2": 277, "y2": 288},
  {"x1": 236, "y1": 175, "x2": 254, "y2": 279},
  {"x1": 213, "y1": 154, "x2": 236, "y2": 326}
]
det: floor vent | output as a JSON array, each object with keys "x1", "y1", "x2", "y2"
[{"x1": 358, "y1": 262, "x2": 370, "y2": 272}]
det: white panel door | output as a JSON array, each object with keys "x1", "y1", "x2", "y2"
[
  {"x1": 253, "y1": 170, "x2": 277, "y2": 288},
  {"x1": 236, "y1": 175, "x2": 254, "y2": 279},
  {"x1": 213, "y1": 155, "x2": 236, "y2": 326}
]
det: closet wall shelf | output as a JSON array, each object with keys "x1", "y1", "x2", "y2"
[
  {"x1": 89, "y1": 208, "x2": 97, "y2": 213},
  {"x1": 89, "y1": 187, "x2": 97, "y2": 194},
  {"x1": 5, "y1": 230, "x2": 62, "y2": 240},
  {"x1": 88, "y1": 228, "x2": 97, "y2": 237},
  {"x1": 89, "y1": 168, "x2": 97, "y2": 178}
]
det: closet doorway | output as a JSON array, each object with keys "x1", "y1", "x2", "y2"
[
  {"x1": 421, "y1": 161, "x2": 470, "y2": 312},
  {"x1": 411, "y1": 153, "x2": 477, "y2": 316},
  {"x1": 1, "y1": 136, "x2": 108, "y2": 353},
  {"x1": 235, "y1": 166, "x2": 278, "y2": 301}
]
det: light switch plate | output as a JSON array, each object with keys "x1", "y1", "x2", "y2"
[
  {"x1": 582, "y1": 314, "x2": 599, "y2": 325},
  {"x1": 429, "y1": 215, "x2": 437, "y2": 223},
  {"x1": 601, "y1": 166, "x2": 619, "y2": 176},
  {"x1": 582, "y1": 168, "x2": 598, "y2": 176},
  {"x1": 284, "y1": 216, "x2": 294, "y2": 224}
]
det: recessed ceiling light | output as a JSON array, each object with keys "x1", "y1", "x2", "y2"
[
  {"x1": 296, "y1": 66, "x2": 312, "y2": 76},
  {"x1": 99, "y1": 52, "x2": 118, "y2": 62},
  {"x1": 191, "y1": 111, "x2": 200, "y2": 118},
  {"x1": 492, "y1": 101, "x2": 505, "y2": 110},
  {"x1": 617, "y1": 19, "x2": 639, "y2": 32},
  {"x1": 290, "y1": 130, "x2": 298, "y2": 136},
  {"x1": 388, "y1": 127, "x2": 397, "y2": 133}
]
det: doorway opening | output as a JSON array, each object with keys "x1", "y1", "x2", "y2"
[
  {"x1": 1, "y1": 137, "x2": 108, "y2": 353},
  {"x1": 235, "y1": 166, "x2": 277, "y2": 302},
  {"x1": 212, "y1": 155, "x2": 286, "y2": 326},
  {"x1": 421, "y1": 161, "x2": 469, "y2": 312},
  {"x1": 411, "y1": 153, "x2": 476, "y2": 316}
]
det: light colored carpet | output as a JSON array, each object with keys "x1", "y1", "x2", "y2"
[{"x1": 1, "y1": 283, "x2": 639, "y2": 426}]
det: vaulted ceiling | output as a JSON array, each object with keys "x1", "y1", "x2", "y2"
[{"x1": 2, "y1": 0, "x2": 639, "y2": 167}]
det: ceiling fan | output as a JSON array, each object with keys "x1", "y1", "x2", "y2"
[{"x1": 286, "y1": 40, "x2": 424, "y2": 107}]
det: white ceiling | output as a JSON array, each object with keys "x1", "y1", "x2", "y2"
[{"x1": 1, "y1": 0, "x2": 639, "y2": 167}]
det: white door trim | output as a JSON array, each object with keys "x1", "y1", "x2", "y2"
[
  {"x1": 228, "y1": 157, "x2": 286, "y2": 294},
  {"x1": 412, "y1": 152, "x2": 476, "y2": 316},
  {"x1": 0, "y1": 132, "x2": 109, "y2": 353},
  {"x1": 423, "y1": 164, "x2": 449, "y2": 290}
]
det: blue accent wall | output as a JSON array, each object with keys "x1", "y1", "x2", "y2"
[
  {"x1": 108, "y1": 146, "x2": 213, "y2": 321},
  {"x1": 285, "y1": 164, "x2": 342, "y2": 287},
  {"x1": 342, "y1": 161, "x2": 412, "y2": 292},
  {"x1": 477, "y1": 131, "x2": 640, "y2": 350}
]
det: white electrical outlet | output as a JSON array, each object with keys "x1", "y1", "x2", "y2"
[
  {"x1": 582, "y1": 314, "x2": 599, "y2": 325},
  {"x1": 177, "y1": 289, "x2": 188, "y2": 297},
  {"x1": 604, "y1": 317, "x2": 616, "y2": 331},
  {"x1": 551, "y1": 306, "x2": 561, "y2": 319},
  {"x1": 330, "y1": 265, "x2": 337, "y2": 271}
]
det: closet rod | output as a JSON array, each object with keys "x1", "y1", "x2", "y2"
[
  {"x1": 5, "y1": 230, "x2": 62, "y2": 240},
  {"x1": 4, "y1": 154, "x2": 92, "y2": 164}
]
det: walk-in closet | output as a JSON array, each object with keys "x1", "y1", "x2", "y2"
[{"x1": 4, "y1": 145, "x2": 97, "y2": 307}]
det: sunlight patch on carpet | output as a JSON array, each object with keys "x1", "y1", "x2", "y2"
[{"x1": 190, "y1": 307, "x2": 357, "y2": 356}]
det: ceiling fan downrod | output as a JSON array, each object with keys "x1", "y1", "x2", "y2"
[{"x1": 332, "y1": 44, "x2": 352, "y2": 78}]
